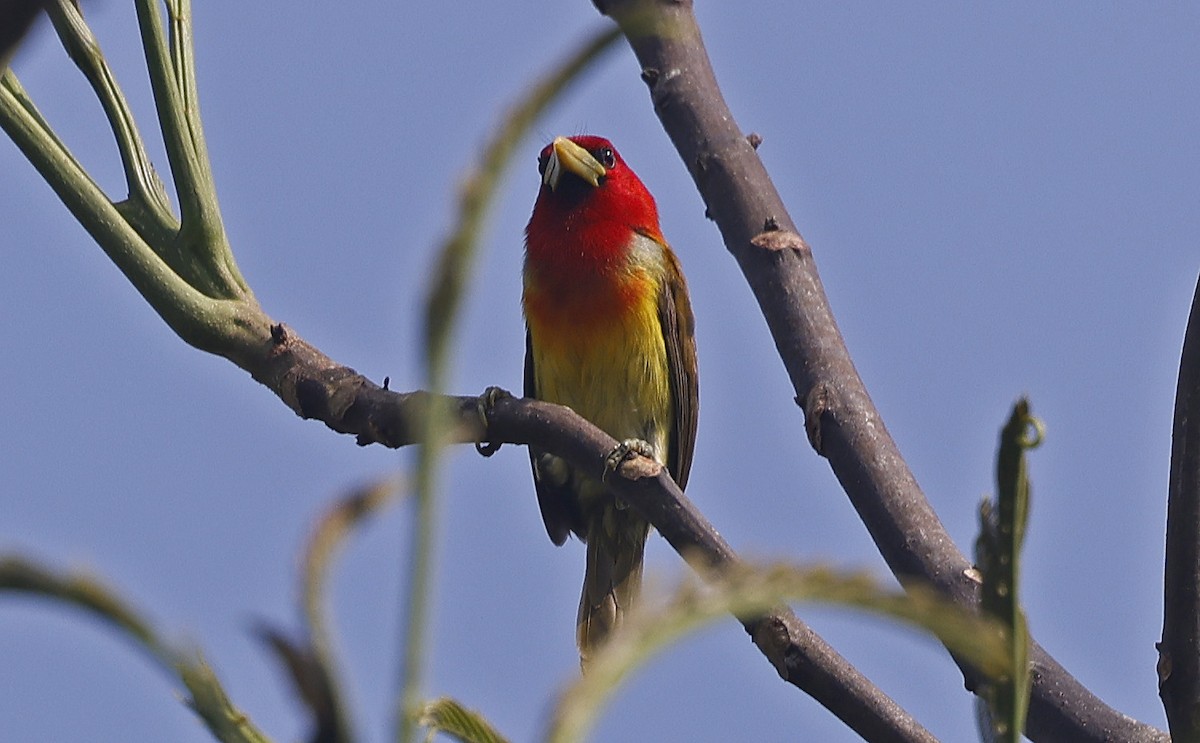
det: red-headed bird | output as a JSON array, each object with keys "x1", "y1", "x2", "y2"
[{"x1": 522, "y1": 135, "x2": 699, "y2": 664}]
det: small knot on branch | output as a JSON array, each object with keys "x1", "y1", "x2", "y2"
[
  {"x1": 746, "y1": 132, "x2": 763, "y2": 149},
  {"x1": 270, "y1": 323, "x2": 289, "y2": 345},
  {"x1": 801, "y1": 383, "x2": 834, "y2": 456},
  {"x1": 751, "y1": 616, "x2": 793, "y2": 680},
  {"x1": 1157, "y1": 642, "x2": 1173, "y2": 687},
  {"x1": 750, "y1": 228, "x2": 809, "y2": 256}
]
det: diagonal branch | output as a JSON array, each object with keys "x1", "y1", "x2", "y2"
[
  {"x1": 173, "y1": 328, "x2": 940, "y2": 743},
  {"x1": 591, "y1": 0, "x2": 1167, "y2": 741},
  {"x1": 482, "y1": 393, "x2": 939, "y2": 743},
  {"x1": 1159, "y1": 271, "x2": 1200, "y2": 739}
]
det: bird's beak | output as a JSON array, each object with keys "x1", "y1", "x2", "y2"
[{"x1": 543, "y1": 136, "x2": 606, "y2": 191}]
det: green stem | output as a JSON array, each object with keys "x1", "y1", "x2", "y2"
[
  {"x1": 398, "y1": 414, "x2": 448, "y2": 743},
  {"x1": 1, "y1": 1, "x2": 262, "y2": 355},
  {"x1": 0, "y1": 556, "x2": 273, "y2": 743},
  {"x1": 977, "y1": 398, "x2": 1041, "y2": 741},
  {"x1": 394, "y1": 25, "x2": 621, "y2": 743},
  {"x1": 133, "y1": 0, "x2": 248, "y2": 299},
  {"x1": 303, "y1": 480, "x2": 401, "y2": 743},
  {"x1": 45, "y1": 0, "x2": 175, "y2": 238},
  {"x1": 0, "y1": 72, "x2": 211, "y2": 329}
]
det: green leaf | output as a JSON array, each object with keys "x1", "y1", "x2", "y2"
[
  {"x1": 179, "y1": 655, "x2": 275, "y2": 743},
  {"x1": 418, "y1": 697, "x2": 510, "y2": 743},
  {"x1": 0, "y1": 555, "x2": 273, "y2": 743},
  {"x1": 546, "y1": 562, "x2": 1010, "y2": 743},
  {"x1": 975, "y1": 397, "x2": 1042, "y2": 742}
]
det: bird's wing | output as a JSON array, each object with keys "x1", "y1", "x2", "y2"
[
  {"x1": 658, "y1": 246, "x2": 700, "y2": 490},
  {"x1": 525, "y1": 328, "x2": 575, "y2": 545}
]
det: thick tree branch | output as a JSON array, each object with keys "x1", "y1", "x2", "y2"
[
  {"x1": 592, "y1": 0, "x2": 1167, "y2": 740},
  {"x1": 1160, "y1": 271, "x2": 1200, "y2": 739},
  {"x1": 174, "y1": 316, "x2": 932, "y2": 743},
  {"x1": 184, "y1": 318, "x2": 933, "y2": 742}
]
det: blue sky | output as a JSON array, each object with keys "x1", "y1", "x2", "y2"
[{"x1": 2, "y1": 3, "x2": 1197, "y2": 741}]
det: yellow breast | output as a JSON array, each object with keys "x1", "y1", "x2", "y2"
[{"x1": 524, "y1": 244, "x2": 672, "y2": 461}]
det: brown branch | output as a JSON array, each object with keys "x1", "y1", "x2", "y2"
[
  {"x1": 591, "y1": 0, "x2": 1167, "y2": 740},
  {"x1": 485, "y1": 393, "x2": 938, "y2": 743},
  {"x1": 1160, "y1": 272, "x2": 1200, "y2": 739},
  {"x1": 242, "y1": 322, "x2": 477, "y2": 448},
  {"x1": 216, "y1": 309, "x2": 932, "y2": 741}
]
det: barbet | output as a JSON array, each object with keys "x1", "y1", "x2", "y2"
[{"x1": 522, "y1": 135, "x2": 699, "y2": 664}]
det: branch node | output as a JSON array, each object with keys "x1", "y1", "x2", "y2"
[
  {"x1": 750, "y1": 616, "x2": 791, "y2": 679},
  {"x1": 802, "y1": 383, "x2": 834, "y2": 456},
  {"x1": 1157, "y1": 642, "x2": 1172, "y2": 689},
  {"x1": 640, "y1": 66, "x2": 660, "y2": 86},
  {"x1": 750, "y1": 227, "x2": 808, "y2": 257},
  {"x1": 270, "y1": 323, "x2": 289, "y2": 345},
  {"x1": 746, "y1": 132, "x2": 763, "y2": 150}
]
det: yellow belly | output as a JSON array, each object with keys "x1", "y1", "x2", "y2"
[{"x1": 526, "y1": 276, "x2": 672, "y2": 465}]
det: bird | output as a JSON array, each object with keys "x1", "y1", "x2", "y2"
[{"x1": 522, "y1": 134, "x2": 699, "y2": 665}]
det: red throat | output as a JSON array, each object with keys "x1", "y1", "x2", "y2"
[{"x1": 524, "y1": 136, "x2": 663, "y2": 288}]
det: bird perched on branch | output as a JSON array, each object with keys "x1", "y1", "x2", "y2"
[{"x1": 522, "y1": 135, "x2": 699, "y2": 665}]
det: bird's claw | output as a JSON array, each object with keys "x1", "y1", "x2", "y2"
[
  {"x1": 602, "y1": 438, "x2": 656, "y2": 483},
  {"x1": 475, "y1": 386, "x2": 511, "y2": 457}
]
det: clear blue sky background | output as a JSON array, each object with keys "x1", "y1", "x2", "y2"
[{"x1": 2, "y1": 3, "x2": 1196, "y2": 741}]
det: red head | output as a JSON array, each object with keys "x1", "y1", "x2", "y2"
[{"x1": 524, "y1": 135, "x2": 663, "y2": 280}]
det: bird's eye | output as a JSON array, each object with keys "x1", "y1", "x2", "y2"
[
  {"x1": 595, "y1": 147, "x2": 616, "y2": 168},
  {"x1": 537, "y1": 152, "x2": 549, "y2": 176}
]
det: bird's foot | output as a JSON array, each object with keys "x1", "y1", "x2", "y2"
[
  {"x1": 602, "y1": 438, "x2": 657, "y2": 486},
  {"x1": 474, "y1": 386, "x2": 511, "y2": 457}
]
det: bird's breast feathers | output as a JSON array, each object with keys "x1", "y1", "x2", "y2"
[{"x1": 523, "y1": 232, "x2": 673, "y2": 453}]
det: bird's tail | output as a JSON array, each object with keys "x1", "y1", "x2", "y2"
[{"x1": 576, "y1": 505, "x2": 650, "y2": 668}]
